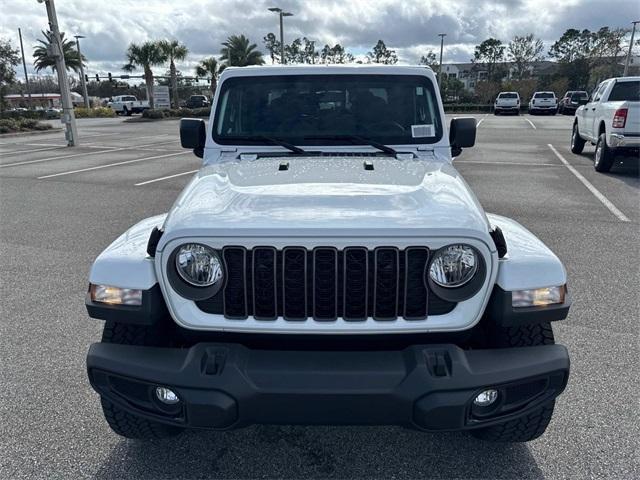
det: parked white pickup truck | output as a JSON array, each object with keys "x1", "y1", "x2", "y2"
[
  {"x1": 528, "y1": 92, "x2": 557, "y2": 115},
  {"x1": 107, "y1": 95, "x2": 149, "y2": 116},
  {"x1": 571, "y1": 76, "x2": 640, "y2": 172},
  {"x1": 494, "y1": 92, "x2": 520, "y2": 115}
]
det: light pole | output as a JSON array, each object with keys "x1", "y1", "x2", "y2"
[
  {"x1": 438, "y1": 33, "x2": 447, "y2": 89},
  {"x1": 37, "y1": 0, "x2": 78, "y2": 146},
  {"x1": 17, "y1": 28, "x2": 33, "y2": 109},
  {"x1": 268, "y1": 7, "x2": 294, "y2": 64},
  {"x1": 624, "y1": 20, "x2": 639, "y2": 77},
  {"x1": 74, "y1": 35, "x2": 90, "y2": 108}
]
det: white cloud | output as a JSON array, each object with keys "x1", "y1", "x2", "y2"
[{"x1": 1, "y1": 0, "x2": 637, "y2": 78}]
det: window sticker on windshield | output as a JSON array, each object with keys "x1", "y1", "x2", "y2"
[{"x1": 411, "y1": 124, "x2": 435, "y2": 138}]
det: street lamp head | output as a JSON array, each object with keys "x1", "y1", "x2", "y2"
[
  {"x1": 74, "y1": 35, "x2": 86, "y2": 39},
  {"x1": 268, "y1": 7, "x2": 282, "y2": 12}
]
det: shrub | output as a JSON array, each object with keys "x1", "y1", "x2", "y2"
[
  {"x1": 0, "y1": 118, "x2": 18, "y2": 133},
  {"x1": 19, "y1": 118, "x2": 40, "y2": 129},
  {"x1": 142, "y1": 109, "x2": 166, "y2": 119},
  {"x1": 74, "y1": 107, "x2": 116, "y2": 118},
  {"x1": 0, "y1": 118, "x2": 52, "y2": 134}
]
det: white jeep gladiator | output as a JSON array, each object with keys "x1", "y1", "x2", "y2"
[
  {"x1": 571, "y1": 76, "x2": 640, "y2": 172},
  {"x1": 85, "y1": 65, "x2": 571, "y2": 442},
  {"x1": 107, "y1": 95, "x2": 149, "y2": 116}
]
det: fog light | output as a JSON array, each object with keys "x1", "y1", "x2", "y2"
[
  {"x1": 155, "y1": 387, "x2": 180, "y2": 404},
  {"x1": 474, "y1": 389, "x2": 498, "y2": 407}
]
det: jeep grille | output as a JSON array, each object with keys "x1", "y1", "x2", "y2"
[{"x1": 195, "y1": 247, "x2": 456, "y2": 321}]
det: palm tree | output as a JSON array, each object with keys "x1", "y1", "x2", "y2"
[
  {"x1": 159, "y1": 40, "x2": 188, "y2": 108},
  {"x1": 196, "y1": 57, "x2": 226, "y2": 94},
  {"x1": 33, "y1": 31, "x2": 85, "y2": 73},
  {"x1": 123, "y1": 41, "x2": 167, "y2": 109},
  {"x1": 220, "y1": 35, "x2": 264, "y2": 67}
]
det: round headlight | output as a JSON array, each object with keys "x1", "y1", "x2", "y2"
[
  {"x1": 429, "y1": 244, "x2": 478, "y2": 288},
  {"x1": 175, "y1": 243, "x2": 223, "y2": 287}
]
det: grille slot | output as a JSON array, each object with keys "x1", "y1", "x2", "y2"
[
  {"x1": 252, "y1": 247, "x2": 277, "y2": 320},
  {"x1": 313, "y1": 248, "x2": 338, "y2": 321},
  {"x1": 196, "y1": 246, "x2": 457, "y2": 321},
  {"x1": 404, "y1": 247, "x2": 429, "y2": 320},
  {"x1": 283, "y1": 247, "x2": 307, "y2": 321},
  {"x1": 373, "y1": 248, "x2": 400, "y2": 321},
  {"x1": 222, "y1": 247, "x2": 248, "y2": 319}
]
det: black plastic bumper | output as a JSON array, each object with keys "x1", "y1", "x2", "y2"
[{"x1": 87, "y1": 342, "x2": 569, "y2": 431}]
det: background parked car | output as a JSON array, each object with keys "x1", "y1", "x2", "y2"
[
  {"x1": 529, "y1": 92, "x2": 558, "y2": 115},
  {"x1": 185, "y1": 95, "x2": 210, "y2": 109},
  {"x1": 559, "y1": 91, "x2": 588, "y2": 115},
  {"x1": 494, "y1": 91, "x2": 520, "y2": 115}
]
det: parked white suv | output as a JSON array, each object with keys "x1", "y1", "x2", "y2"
[
  {"x1": 494, "y1": 92, "x2": 520, "y2": 115},
  {"x1": 85, "y1": 65, "x2": 571, "y2": 443},
  {"x1": 528, "y1": 92, "x2": 557, "y2": 115},
  {"x1": 571, "y1": 76, "x2": 640, "y2": 172}
]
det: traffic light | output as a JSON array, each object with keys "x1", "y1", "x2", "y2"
[
  {"x1": 95, "y1": 74, "x2": 99, "y2": 82},
  {"x1": 84, "y1": 74, "x2": 89, "y2": 83},
  {"x1": 108, "y1": 72, "x2": 112, "y2": 82}
]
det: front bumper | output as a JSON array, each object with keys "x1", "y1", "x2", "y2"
[
  {"x1": 87, "y1": 342, "x2": 569, "y2": 431},
  {"x1": 609, "y1": 133, "x2": 640, "y2": 148}
]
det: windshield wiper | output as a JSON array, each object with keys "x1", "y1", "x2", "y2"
[
  {"x1": 304, "y1": 134, "x2": 397, "y2": 156},
  {"x1": 223, "y1": 135, "x2": 306, "y2": 154}
]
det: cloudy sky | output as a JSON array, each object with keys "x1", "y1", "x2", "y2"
[{"x1": 1, "y1": 0, "x2": 638, "y2": 79}]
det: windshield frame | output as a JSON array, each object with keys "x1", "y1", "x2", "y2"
[{"x1": 211, "y1": 73, "x2": 444, "y2": 147}]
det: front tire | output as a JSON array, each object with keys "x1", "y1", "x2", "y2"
[
  {"x1": 470, "y1": 323, "x2": 556, "y2": 442},
  {"x1": 571, "y1": 122, "x2": 586, "y2": 154},
  {"x1": 98, "y1": 322, "x2": 182, "y2": 439},
  {"x1": 594, "y1": 132, "x2": 615, "y2": 172}
]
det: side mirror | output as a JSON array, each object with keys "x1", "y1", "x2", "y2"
[
  {"x1": 449, "y1": 117, "x2": 476, "y2": 158},
  {"x1": 180, "y1": 118, "x2": 206, "y2": 158}
]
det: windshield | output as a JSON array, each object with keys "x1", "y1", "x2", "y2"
[
  {"x1": 535, "y1": 92, "x2": 554, "y2": 99},
  {"x1": 571, "y1": 92, "x2": 588, "y2": 100},
  {"x1": 213, "y1": 74, "x2": 443, "y2": 146},
  {"x1": 498, "y1": 93, "x2": 518, "y2": 99},
  {"x1": 608, "y1": 81, "x2": 640, "y2": 102}
]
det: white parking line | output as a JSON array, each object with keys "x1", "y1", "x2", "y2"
[
  {"x1": 37, "y1": 151, "x2": 190, "y2": 179},
  {"x1": 0, "y1": 139, "x2": 178, "y2": 168},
  {"x1": 456, "y1": 160, "x2": 560, "y2": 167},
  {"x1": 524, "y1": 117, "x2": 537, "y2": 129},
  {"x1": 476, "y1": 115, "x2": 488, "y2": 128},
  {"x1": 135, "y1": 169, "x2": 199, "y2": 186},
  {"x1": 548, "y1": 144, "x2": 630, "y2": 222}
]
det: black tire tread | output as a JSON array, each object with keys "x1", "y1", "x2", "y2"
[
  {"x1": 102, "y1": 322, "x2": 149, "y2": 344},
  {"x1": 594, "y1": 133, "x2": 615, "y2": 172},
  {"x1": 99, "y1": 322, "x2": 182, "y2": 439},
  {"x1": 101, "y1": 397, "x2": 181, "y2": 439},
  {"x1": 492, "y1": 322, "x2": 555, "y2": 348},
  {"x1": 571, "y1": 122, "x2": 586, "y2": 154},
  {"x1": 471, "y1": 401, "x2": 555, "y2": 442}
]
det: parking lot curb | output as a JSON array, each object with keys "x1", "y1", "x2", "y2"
[{"x1": 0, "y1": 128, "x2": 63, "y2": 138}]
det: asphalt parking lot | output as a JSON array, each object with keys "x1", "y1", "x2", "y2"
[{"x1": 1, "y1": 113, "x2": 638, "y2": 479}]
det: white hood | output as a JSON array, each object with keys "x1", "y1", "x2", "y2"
[{"x1": 159, "y1": 155, "x2": 490, "y2": 244}]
